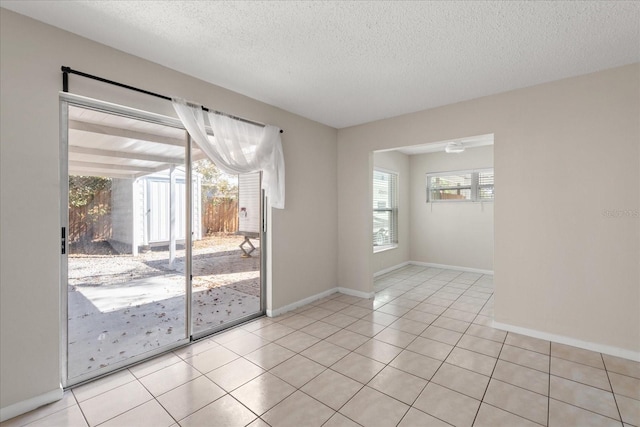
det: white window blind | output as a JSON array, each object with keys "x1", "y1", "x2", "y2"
[
  {"x1": 373, "y1": 169, "x2": 398, "y2": 248},
  {"x1": 478, "y1": 169, "x2": 494, "y2": 200},
  {"x1": 427, "y1": 168, "x2": 494, "y2": 202}
]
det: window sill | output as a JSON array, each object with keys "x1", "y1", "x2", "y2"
[
  {"x1": 373, "y1": 244, "x2": 398, "y2": 254},
  {"x1": 427, "y1": 200, "x2": 494, "y2": 203}
]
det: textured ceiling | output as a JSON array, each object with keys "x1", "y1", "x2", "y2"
[{"x1": 2, "y1": 1, "x2": 639, "y2": 128}]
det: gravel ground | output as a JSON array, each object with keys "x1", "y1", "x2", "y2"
[{"x1": 69, "y1": 234, "x2": 260, "y2": 295}]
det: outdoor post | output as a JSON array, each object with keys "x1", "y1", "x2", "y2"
[
  {"x1": 142, "y1": 180, "x2": 149, "y2": 249},
  {"x1": 169, "y1": 164, "x2": 176, "y2": 269}
]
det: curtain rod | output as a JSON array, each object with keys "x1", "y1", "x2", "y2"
[{"x1": 61, "y1": 66, "x2": 283, "y2": 133}]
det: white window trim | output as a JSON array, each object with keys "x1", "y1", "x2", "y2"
[
  {"x1": 374, "y1": 243, "x2": 398, "y2": 253},
  {"x1": 373, "y1": 168, "x2": 399, "y2": 250}
]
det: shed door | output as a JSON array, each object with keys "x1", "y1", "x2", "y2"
[{"x1": 147, "y1": 178, "x2": 187, "y2": 243}]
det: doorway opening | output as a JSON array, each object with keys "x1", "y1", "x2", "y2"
[{"x1": 371, "y1": 134, "x2": 495, "y2": 279}]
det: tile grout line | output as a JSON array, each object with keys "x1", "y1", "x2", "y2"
[
  {"x1": 319, "y1": 267, "x2": 468, "y2": 426},
  {"x1": 312, "y1": 278, "x2": 420, "y2": 426},
  {"x1": 547, "y1": 400, "x2": 627, "y2": 426},
  {"x1": 72, "y1": 391, "x2": 92, "y2": 427},
  {"x1": 386, "y1": 267, "x2": 469, "y2": 427},
  {"x1": 138, "y1": 378, "x2": 181, "y2": 427},
  {"x1": 600, "y1": 352, "x2": 624, "y2": 425},
  {"x1": 545, "y1": 333, "x2": 627, "y2": 425},
  {"x1": 242, "y1": 293, "x2": 371, "y2": 427},
  {"x1": 430, "y1": 275, "x2": 554, "y2": 425},
  {"x1": 303, "y1": 284, "x2": 403, "y2": 427},
  {"x1": 390, "y1": 271, "x2": 491, "y2": 426},
  {"x1": 467, "y1": 275, "x2": 505, "y2": 427},
  {"x1": 73, "y1": 367, "x2": 164, "y2": 427}
]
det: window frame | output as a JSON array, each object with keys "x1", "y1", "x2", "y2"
[
  {"x1": 426, "y1": 168, "x2": 494, "y2": 203},
  {"x1": 373, "y1": 168, "x2": 399, "y2": 252}
]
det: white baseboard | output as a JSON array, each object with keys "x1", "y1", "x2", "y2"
[
  {"x1": 374, "y1": 261, "x2": 494, "y2": 276},
  {"x1": 493, "y1": 321, "x2": 640, "y2": 362},
  {"x1": 266, "y1": 286, "x2": 375, "y2": 318},
  {"x1": 373, "y1": 262, "x2": 410, "y2": 278},
  {"x1": 272, "y1": 261, "x2": 491, "y2": 319},
  {"x1": 410, "y1": 261, "x2": 494, "y2": 276},
  {"x1": 0, "y1": 386, "x2": 63, "y2": 423},
  {"x1": 267, "y1": 287, "x2": 339, "y2": 317},
  {"x1": 336, "y1": 287, "x2": 375, "y2": 299}
]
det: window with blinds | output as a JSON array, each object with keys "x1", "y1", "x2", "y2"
[
  {"x1": 373, "y1": 169, "x2": 398, "y2": 250},
  {"x1": 478, "y1": 169, "x2": 494, "y2": 200},
  {"x1": 427, "y1": 168, "x2": 494, "y2": 202}
]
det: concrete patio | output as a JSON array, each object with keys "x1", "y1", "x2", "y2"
[{"x1": 67, "y1": 235, "x2": 260, "y2": 380}]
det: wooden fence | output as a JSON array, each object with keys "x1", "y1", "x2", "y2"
[
  {"x1": 202, "y1": 198, "x2": 238, "y2": 234},
  {"x1": 69, "y1": 193, "x2": 238, "y2": 242},
  {"x1": 68, "y1": 190, "x2": 112, "y2": 242}
]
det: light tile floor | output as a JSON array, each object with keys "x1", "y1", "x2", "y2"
[{"x1": 3, "y1": 266, "x2": 640, "y2": 426}]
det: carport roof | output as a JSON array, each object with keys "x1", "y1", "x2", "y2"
[{"x1": 68, "y1": 105, "x2": 207, "y2": 179}]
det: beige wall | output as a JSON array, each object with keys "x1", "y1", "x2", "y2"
[
  {"x1": 0, "y1": 10, "x2": 337, "y2": 411},
  {"x1": 2, "y1": 6, "x2": 639, "y2": 417},
  {"x1": 372, "y1": 151, "x2": 411, "y2": 274},
  {"x1": 410, "y1": 146, "x2": 494, "y2": 271},
  {"x1": 338, "y1": 64, "x2": 640, "y2": 355}
]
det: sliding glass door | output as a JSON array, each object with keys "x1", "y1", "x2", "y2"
[
  {"x1": 61, "y1": 96, "x2": 191, "y2": 385},
  {"x1": 61, "y1": 94, "x2": 266, "y2": 386},
  {"x1": 190, "y1": 153, "x2": 264, "y2": 337}
]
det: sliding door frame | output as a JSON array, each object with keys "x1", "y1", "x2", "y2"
[
  {"x1": 59, "y1": 93, "x2": 192, "y2": 387},
  {"x1": 60, "y1": 92, "x2": 267, "y2": 387}
]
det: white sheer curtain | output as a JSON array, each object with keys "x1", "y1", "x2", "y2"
[{"x1": 172, "y1": 98, "x2": 285, "y2": 209}]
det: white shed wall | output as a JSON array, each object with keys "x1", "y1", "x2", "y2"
[{"x1": 109, "y1": 178, "x2": 134, "y2": 253}]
